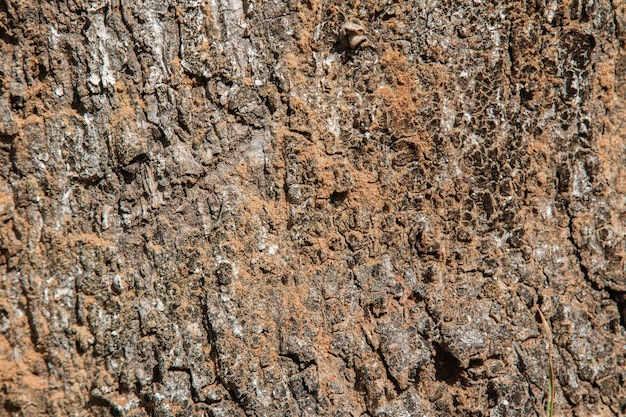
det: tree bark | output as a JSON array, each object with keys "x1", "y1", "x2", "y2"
[{"x1": 1, "y1": 0, "x2": 625, "y2": 415}]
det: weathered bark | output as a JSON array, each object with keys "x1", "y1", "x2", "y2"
[{"x1": 1, "y1": 0, "x2": 625, "y2": 416}]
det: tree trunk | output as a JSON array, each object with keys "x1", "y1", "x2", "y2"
[{"x1": 1, "y1": 0, "x2": 625, "y2": 415}]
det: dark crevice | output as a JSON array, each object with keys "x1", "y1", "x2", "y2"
[
  {"x1": 75, "y1": 175, "x2": 104, "y2": 188},
  {"x1": 277, "y1": 352, "x2": 315, "y2": 369},
  {"x1": 433, "y1": 343, "x2": 462, "y2": 384},
  {"x1": 374, "y1": 347, "x2": 403, "y2": 396},
  {"x1": 201, "y1": 303, "x2": 244, "y2": 408},
  {"x1": 169, "y1": 366, "x2": 201, "y2": 403},
  {"x1": 330, "y1": 190, "x2": 349, "y2": 204},
  {"x1": 612, "y1": 1, "x2": 624, "y2": 46},
  {"x1": 86, "y1": 394, "x2": 123, "y2": 417},
  {"x1": 70, "y1": 86, "x2": 88, "y2": 116},
  {"x1": 564, "y1": 200, "x2": 625, "y2": 330},
  {"x1": 3, "y1": 402, "x2": 20, "y2": 413},
  {"x1": 118, "y1": 169, "x2": 136, "y2": 184},
  {"x1": 607, "y1": 288, "x2": 626, "y2": 330},
  {"x1": 127, "y1": 153, "x2": 150, "y2": 167},
  {"x1": 468, "y1": 358, "x2": 484, "y2": 368},
  {"x1": 564, "y1": 200, "x2": 591, "y2": 284},
  {"x1": 0, "y1": 0, "x2": 18, "y2": 44},
  {"x1": 0, "y1": 133, "x2": 15, "y2": 146},
  {"x1": 139, "y1": 390, "x2": 154, "y2": 416},
  {"x1": 152, "y1": 364, "x2": 163, "y2": 383},
  {"x1": 118, "y1": 0, "x2": 145, "y2": 86},
  {"x1": 19, "y1": 286, "x2": 42, "y2": 350},
  {"x1": 0, "y1": 27, "x2": 18, "y2": 44},
  {"x1": 486, "y1": 383, "x2": 498, "y2": 408},
  {"x1": 155, "y1": 125, "x2": 171, "y2": 148}
]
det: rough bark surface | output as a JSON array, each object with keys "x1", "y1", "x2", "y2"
[{"x1": 1, "y1": 0, "x2": 625, "y2": 416}]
